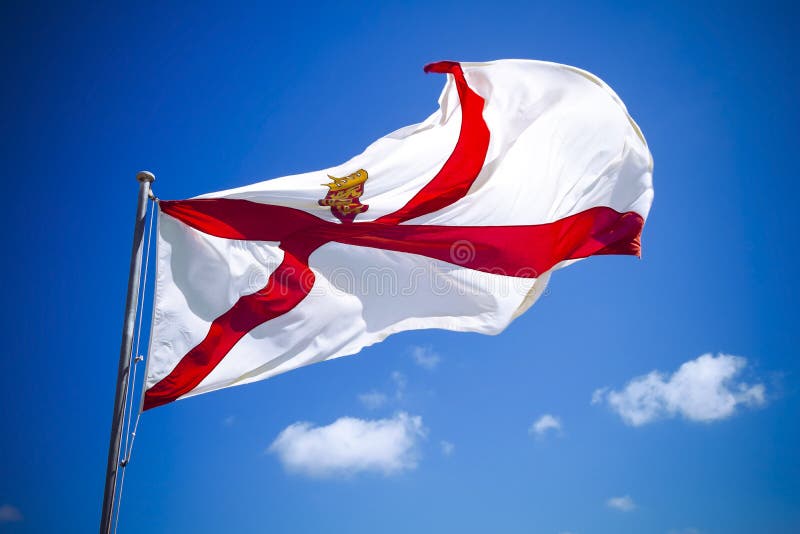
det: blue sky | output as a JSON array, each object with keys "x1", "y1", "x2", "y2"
[{"x1": 1, "y1": 1, "x2": 798, "y2": 533}]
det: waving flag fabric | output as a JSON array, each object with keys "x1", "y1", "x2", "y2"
[{"x1": 143, "y1": 60, "x2": 654, "y2": 410}]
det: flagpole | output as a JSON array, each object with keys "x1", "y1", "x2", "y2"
[{"x1": 99, "y1": 170, "x2": 155, "y2": 534}]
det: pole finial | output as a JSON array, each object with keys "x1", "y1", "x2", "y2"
[{"x1": 136, "y1": 170, "x2": 155, "y2": 183}]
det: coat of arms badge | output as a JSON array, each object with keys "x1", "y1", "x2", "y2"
[{"x1": 318, "y1": 169, "x2": 369, "y2": 223}]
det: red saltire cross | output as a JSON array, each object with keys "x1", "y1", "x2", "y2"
[{"x1": 144, "y1": 62, "x2": 643, "y2": 410}]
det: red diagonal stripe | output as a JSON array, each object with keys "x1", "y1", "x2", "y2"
[
  {"x1": 162, "y1": 199, "x2": 643, "y2": 277},
  {"x1": 376, "y1": 61, "x2": 489, "y2": 224},
  {"x1": 143, "y1": 245, "x2": 317, "y2": 410},
  {"x1": 158, "y1": 199, "x2": 324, "y2": 241}
]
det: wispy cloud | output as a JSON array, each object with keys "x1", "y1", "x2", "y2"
[
  {"x1": 268, "y1": 412, "x2": 426, "y2": 477},
  {"x1": 358, "y1": 390, "x2": 388, "y2": 410},
  {"x1": 591, "y1": 388, "x2": 607, "y2": 405},
  {"x1": 529, "y1": 414, "x2": 562, "y2": 438},
  {"x1": 593, "y1": 353, "x2": 765, "y2": 426},
  {"x1": 357, "y1": 371, "x2": 408, "y2": 409},
  {"x1": 0, "y1": 504, "x2": 22, "y2": 523},
  {"x1": 391, "y1": 371, "x2": 407, "y2": 400},
  {"x1": 222, "y1": 415, "x2": 236, "y2": 427},
  {"x1": 607, "y1": 495, "x2": 635, "y2": 512},
  {"x1": 410, "y1": 345, "x2": 441, "y2": 370},
  {"x1": 440, "y1": 440, "x2": 455, "y2": 456}
]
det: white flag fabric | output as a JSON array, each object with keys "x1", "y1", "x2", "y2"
[{"x1": 143, "y1": 59, "x2": 653, "y2": 410}]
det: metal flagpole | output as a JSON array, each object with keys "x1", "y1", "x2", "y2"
[{"x1": 99, "y1": 170, "x2": 155, "y2": 534}]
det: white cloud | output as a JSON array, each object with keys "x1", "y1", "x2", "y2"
[
  {"x1": 411, "y1": 345, "x2": 441, "y2": 370},
  {"x1": 529, "y1": 414, "x2": 562, "y2": 438},
  {"x1": 222, "y1": 415, "x2": 236, "y2": 427},
  {"x1": 0, "y1": 505, "x2": 22, "y2": 523},
  {"x1": 440, "y1": 440, "x2": 455, "y2": 456},
  {"x1": 358, "y1": 390, "x2": 388, "y2": 410},
  {"x1": 607, "y1": 495, "x2": 635, "y2": 512},
  {"x1": 268, "y1": 412, "x2": 426, "y2": 477},
  {"x1": 593, "y1": 353, "x2": 765, "y2": 426}
]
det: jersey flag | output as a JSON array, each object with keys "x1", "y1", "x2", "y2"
[{"x1": 143, "y1": 60, "x2": 654, "y2": 410}]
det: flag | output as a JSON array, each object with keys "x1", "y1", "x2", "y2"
[{"x1": 143, "y1": 60, "x2": 654, "y2": 410}]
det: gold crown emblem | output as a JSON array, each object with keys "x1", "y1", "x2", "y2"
[{"x1": 323, "y1": 169, "x2": 368, "y2": 192}]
